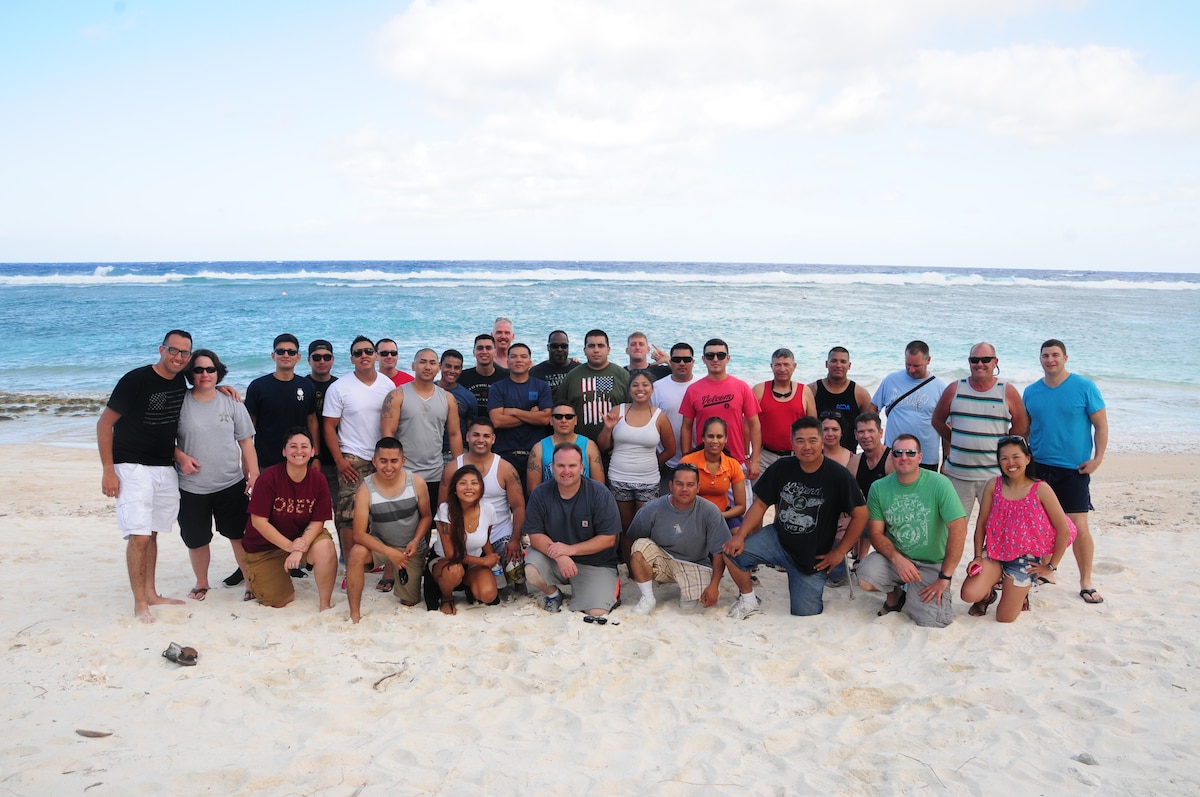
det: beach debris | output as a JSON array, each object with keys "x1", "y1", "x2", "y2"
[
  {"x1": 75, "y1": 729, "x2": 113, "y2": 738},
  {"x1": 1072, "y1": 752, "x2": 1100, "y2": 766},
  {"x1": 162, "y1": 642, "x2": 198, "y2": 666}
]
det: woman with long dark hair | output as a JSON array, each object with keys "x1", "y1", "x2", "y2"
[{"x1": 431, "y1": 464, "x2": 499, "y2": 614}]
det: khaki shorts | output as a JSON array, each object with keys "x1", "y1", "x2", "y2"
[
  {"x1": 335, "y1": 454, "x2": 375, "y2": 530},
  {"x1": 632, "y1": 538, "x2": 713, "y2": 602},
  {"x1": 245, "y1": 530, "x2": 333, "y2": 607},
  {"x1": 371, "y1": 545, "x2": 427, "y2": 605}
]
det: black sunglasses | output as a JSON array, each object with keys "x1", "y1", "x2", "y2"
[
  {"x1": 352, "y1": 347, "x2": 375, "y2": 357},
  {"x1": 670, "y1": 356, "x2": 693, "y2": 363},
  {"x1": 309, "y1": 353, "x2": 333, "y2": 361}
]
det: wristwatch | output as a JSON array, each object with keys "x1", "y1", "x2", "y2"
[{"x1": 937, "y1": 572, "x2": 952, "y2": 581}]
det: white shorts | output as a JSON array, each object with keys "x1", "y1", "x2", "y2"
[{"x1": 114, "y1": 463, "x2": 179, "y2": 538}]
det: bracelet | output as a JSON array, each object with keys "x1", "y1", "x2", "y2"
[{"x1": 1046, "y1": 563, "x2": 1057, "y2": 571}]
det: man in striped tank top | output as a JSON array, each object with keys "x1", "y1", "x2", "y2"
[{"x1": 931, "y1": 343, "x2": 1028, "y2": 518}]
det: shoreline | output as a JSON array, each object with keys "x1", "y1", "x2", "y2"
[{"x1": 2, "y1": 444, "x2": 1198, "y2": 793}]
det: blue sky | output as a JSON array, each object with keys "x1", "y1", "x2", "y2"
[{"x1": 2, "y1": 1, "x2": 1197, "y2": 271}]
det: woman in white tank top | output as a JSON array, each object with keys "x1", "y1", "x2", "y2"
[{"x1": 598, "y1": 371, "x2": 677, "y2": 531}]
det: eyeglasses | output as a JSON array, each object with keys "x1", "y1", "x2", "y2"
[
  {"x1": 351, "y1": 347, "x2": 375, "y2": 357},
  {"x1": 703, "y1": 351, "x2": 728, "y2": 361},
  {"x1": 378, "y1": 350, "x2": 399, "y2": 357},
  {"x1": 891, "y1": 449, "x2": 920, "y2": 458},
  {"x1": 670, "y1": 356, "x2": 693, "y2": 363},
  {"x1": 309, "y1": 353, "x2": 333, "y2": 362},
  {"x1": 548, "y1": 343, "x2": 570, "y2": 350},
  {"x1": 968, "y1": 356, "x2": 995, "y2": 364},
  {"x1": 164, "y1": 346, "x2": 192, "y2": 359},
  {"x1": 552, "y1": 413, "x2": 576, "y2": 420},
  {"x1": 191, "y1": 365, "x2": 218, "y2": 374},
  {"x1": 274, "y1": 348, "x2": 299, "y2": 356}
]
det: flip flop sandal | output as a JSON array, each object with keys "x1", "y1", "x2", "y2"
[
  {"x1": 376, "y1": 578, "x2": 395, "y2": 593},
  {"x1": 877, "y1": 591, "x2": 907, "y2": 616},
  {"x1": 162, "y1": 642, "x2": 198, "y2": 666}
]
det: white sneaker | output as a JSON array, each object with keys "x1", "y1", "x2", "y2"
[
  {"x1": 726, "y1": 596, "x2": 762, "y2": 620},
  {"x1": 632, "y1": 595, "x2": 657, "y2": 615}
]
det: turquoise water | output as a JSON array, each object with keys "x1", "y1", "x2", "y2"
[{"x1": 2, "y1": 260, "x2": 1197, "y2": 451}]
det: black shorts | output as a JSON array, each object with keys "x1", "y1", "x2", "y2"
[
  {"x1": 178, "y1": 480, "x2": 249, "y2": 549},
  {"x1": 1036, "y1": 464, "x2": 1093, "y2": 514}
]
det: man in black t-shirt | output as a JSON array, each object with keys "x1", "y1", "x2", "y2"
[
  {"x1": 245, "y1": 333, "x2": 319, "y2": 469},
  {"x1": 97, "y1": 330, "x2": 193, "y2": 623},
  {"x1": 722, "y1": 416, "x2": 867, "y2": 618}
]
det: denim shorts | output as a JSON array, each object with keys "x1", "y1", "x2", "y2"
[{"x1": 998, "y1": 554, "x2": 1041, "y2": 589}]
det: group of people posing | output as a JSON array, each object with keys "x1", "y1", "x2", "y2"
[{"x1": 98, "y1": 319, "x2": 1106, "y2": 627}]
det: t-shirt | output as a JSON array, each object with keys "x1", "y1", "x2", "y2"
[
  {"x1": 488, "y1": 376, "x2": 553, "y2": 453},
  {"x1": 433, "y1": 501, "x2": 499, "y2": 559},
  {"x1": 107, "y1": 365, "x2": 187, "y2": 466},
  {"x1": 243, "y1": 463, "x2": 333, "y2": 553},
  {"x1": 176, "y1": 391, "x2": 255, "y2": 494},
  {"x1": 322, "y1": 372, "x2": 395, "y2": 460},
  {"x1": 872, "y1": 371, "x2": 946, "y2": 466},
  {"x1": 530, "y1": 360, "x2": 575, "y2": 394},
  {"x1": 867, "y1": 469, "x2": 965, "y2": 564},
  {"x1": 680, "y1": 450, "x2": 745, "y2": 511},
  {"x1": 650, "y1": 375, "x2": 696, "y2": 467},
  {"x1": 555, "y1": 362, "x2": 631, "y2": 442},
  {"x1": 752, "y1": 456, "x2": 865, "y2": 573},
  {"x1": 438, "y1": 381, "x2": 477, "y2": 455},
  {"x1": 245, "y1": 373, "x2": 317, "y2": 468},
  {"x1": 1023, "y1": 374, "x2": 1106, "y2": 469},
  {"x1": 680, "y1": 375, "x2": 761, "y2": 465},
  {"x1": 459, "y1": 366, "x2": 509, "y2": 415},
  {"x1": 308, "y1": 374, "x2": 338, "y2": 418},
  {"x1": 626, "y1": 494, "x2": 730, "y2": 566},
  {"x1": 524, "y1": 477, "x2": 621, "y2": 568}
]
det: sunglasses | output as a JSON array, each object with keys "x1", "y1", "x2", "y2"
[
  {"x1": 552, "y1": 413, "x2": 576, "y2": 420},
  {"x1": 891, "y1": 449, "x2": 920, "y2": 458},
  {"x1": 583, "y1": 615, "x2": 613, "y2": 625},
  {"x1": 274, "y1": 348, "x2": 299, "y2": 356},
  {"x1": 191, "y1": 365, "x2": 219, "y2": 374},
  {"x1": 164, "y1": 346, "x2": 192, "y2": 359},
  {"x1": 352, "y1": 347, "x2": 375, "y2": 357},
  {"x1": 378, "y1": 350, "x2": 399, "y2": 357},
  {"x1": 998, "y1": 435, "x2": 1027, "y2": 446},
  {"x1": 703, "y1": 351, "x2": 728, "y2": 361},
  {"x1": 309, "y1": 353, "x2": 333, "y2": 361},
  {"x1": 819, "y1": 410, "x2": 843, "y2": 420},
  {"x1": 671, "y1": 356, "x2": 693, "y2": 363},
  {"x1": 968, "y1": 356, "x2": 995, "y2": 364},
  {"x1": 548, "y1": 343, "x2": 570, "y2": 350}
]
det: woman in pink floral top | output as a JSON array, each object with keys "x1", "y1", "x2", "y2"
[{"x1": 961, "y1": 436, "x2": 1076, "y2": 622}]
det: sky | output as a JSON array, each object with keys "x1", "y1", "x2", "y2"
[{"x1": 1, "y1": 0, "x2": 1197, "y2": 271}]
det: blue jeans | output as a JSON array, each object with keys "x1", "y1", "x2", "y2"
[{"x1": 727, "y1": 525, "x2": 828, "y2": 616}]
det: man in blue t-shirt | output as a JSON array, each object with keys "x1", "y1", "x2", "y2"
[
  {"x1": 488, "y1": 342, "x2": 552, "y2": 492},
  {"x1": 1023, "y1": 338, "x2": 1108, "y2": 605}
]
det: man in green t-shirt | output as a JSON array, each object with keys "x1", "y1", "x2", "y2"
[{"x1": 857, "y1": 433, "x2": 967, "y2": 627}]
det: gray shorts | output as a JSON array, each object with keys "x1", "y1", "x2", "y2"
[
  {"x1": 524, "y1": 549, "x2": 619, "y2": 612},
  {"x1": 947, "y1": 475, "x2": 989, "y2": 521},
  {"x1": 856, "y1": 551, "x2": 955, "y2": 628}
]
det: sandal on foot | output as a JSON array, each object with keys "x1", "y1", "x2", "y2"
[
  {"x1": 877, "y1": 591, "x2": 906, "y2": 616},
  {"x1": 1079, "y1": 588, "x2": 1104, "y2": 605},
  {"x1": 1021, "y1": 595, "x2": 1031, "y2": 612},
  {"x1": 968, "y1": 588, "x2": 998, "y2": 617},
  {"x1": 162, "y1": 642, "x2": 198, "y2": 666},
  {"x1": 188, "y1": 587, "x2": 209, "y2": 601},
  {"x1": 376, "y1": 578, "x2": 395, "y2": 593}
]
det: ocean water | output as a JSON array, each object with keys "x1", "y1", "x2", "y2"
[{"x1": 2, "y1": 260, "x2": 1198, "y2": 452}]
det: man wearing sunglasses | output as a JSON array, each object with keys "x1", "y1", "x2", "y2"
[
  {"x1": 375, "y1": 338, "x2": 415, "y2": 388},
  {"x1": 246, "y1": 333, "x2": 320, "y2": 470},
  {"x1": 931, "y1": 342, "x2": 1028, "y2": 518},
  {"x1": 530, "y1": 330, "x2": 574, "y2": 394},
  {"x1": 306, "y1": 339, "x2": 340, "y2": 552},
  {"x1": 857, "y1": 433, "x2": 967, "y2": 627},
  {"x1": 526, "y1": 403, "x2": 605, "y2": 494},
  {"x1": 650, "y1": 342, "x2": 698, "y2": 486},
  {"x1": 322, "y1": 335, "x2": 396, "y2": 562},
  {"x1": 680, "y1": 338, "x2": 763, "y2": 479},
  {"x1": 98, "y1": 330, "x2": 195, "y2": 622}
]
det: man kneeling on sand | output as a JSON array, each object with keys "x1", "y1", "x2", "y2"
[
  {"x1": 625, "y1": 463, "x2": 737, "y2": 614},
  {"x1": 346, "y1": 437, "x2": 433, "y2": 623}
]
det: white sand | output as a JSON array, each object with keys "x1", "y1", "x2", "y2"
[{"x1": 2, "y1": 445, "x2": 1198, "y2": 795}]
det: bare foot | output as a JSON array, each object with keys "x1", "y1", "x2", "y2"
[
  {"x1": 319, "y1": 602, "x2": 333, "y2": 612},
  {"x1": 148, "y1": 594, "x2": 186, "y2": 607},
  {"x1": 350, "y1": 612, "x2": 361, "y2": 624},
  {"x1": 440, "y1": 599, "x2": 457, "y2": 615},
  {"x1": 134, "y1": 608, "x2": 156, "y2": 624}
]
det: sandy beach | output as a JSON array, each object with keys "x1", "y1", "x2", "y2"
[{"x1": 2, "y1": 444, "x2": 1197, "y2": 795}]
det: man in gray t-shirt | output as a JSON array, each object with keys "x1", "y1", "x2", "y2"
[{"x1": 625, "y1": 463, "x2": 741, "y2": 614}]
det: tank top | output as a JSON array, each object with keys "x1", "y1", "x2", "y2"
[
  {"x1": 539, "y1": 434, "x2": 593, "y2": 482},
  {"x1": 814, "y1": 380, "x2": 861, "y2": 451},
  {"x1": 984, "y1": 478, "x2": 1076, "y2": 561},
  {"x1": 364, "y1": 473, "x2": 423, "y2": 550},
  {"x1": 855, "y1": 447, "x2": 891, "y2": 499},
  {"x1": 941, "y1": 379, "x2": 1010, "y2": 481},
  {"x1": 455, "y1": 453, "x2": 513, "y2": 543},
  {"x1": 758, "y1": 382, "x2": 807, "y2": 453},
  {"x1": 397, "y1": 383, "x2": 449, "y2": 482},
  {"x1": 607, "y1": 405, "x2": 663, "y2": 484}
]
